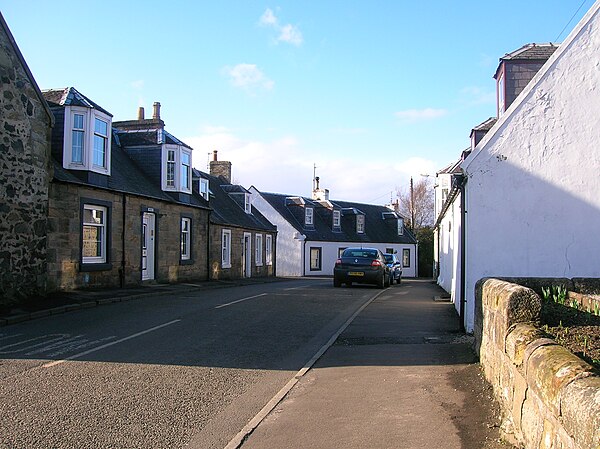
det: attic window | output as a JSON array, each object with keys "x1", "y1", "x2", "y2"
[
  {"x1": 305, "y1": 207, "x2": 314, "y2": 226},
  {"x1": 398, "y1": 217, "x2": 404, "y2": 235},
  {"x1": 333, "y1": 210, "x2": 341, "y2": 229},
  {"x1": 244, "y1": 193, "x2": 251, "y2": 213},
  {"x1": 162, "y1": 144, "x2": 192, "y2": 194},
  {"x1": 200, "y1": 178, "x2": 209, "y2": 200},
  {"x1": 357, "y1": 215, "x2": 365, "y2": 234}
]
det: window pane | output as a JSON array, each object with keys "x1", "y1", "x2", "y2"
[
  {"x1": 95, "y1": 118, "x2": 108, "y2": 136},
  {"x1": 181, "y1": 164, "x2": 189, "y2": 189},
  {"x1": 83, "y1": 208, "x2": 104, "y2": 224},
  {"x1": 93, "y1": 135, "x2": 106, "y2": 166},
  {"x1": 82, "y1": 225, "x2": 102, "y2": 257},
  {"x1": 72, "y1": 130, "x2": 84, "y2": 163},
  {"x1": 73, "y1": 114, "x2": 84, "y2": 129},
  {"x1": 182, "y1": 153, "x2": 190, "y2": 165}
]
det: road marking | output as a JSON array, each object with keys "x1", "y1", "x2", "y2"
[
  {"x1": 215, "y1": 293, "x2": 267, "y2": 309},
  {"x1": 223, "y1": 289, "x2": 387, "y2": 449},
  {"x1": 41, "y1": 319, "x2": 181, "y2": 368}
]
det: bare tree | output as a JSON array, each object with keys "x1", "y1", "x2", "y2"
[{"x1": 396, "y1": 177, "x2": 434, "y2": 230}]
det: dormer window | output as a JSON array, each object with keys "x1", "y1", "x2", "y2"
[
  {"x1": 200, "y1": 178, "x2": 209, "y2": 201},
  {"x1": 162, "y1": 144, "x2": 192, "y2": 193},
  {"x1": 357, "y1": 215, "x2": 365, "y2": 233},
  {"x1": 63, "y1": 106, "x2": 112, "y2": 175},
  {"x1": 244, "y1": 193, "x2": 251, "y2": 213},
  {"x1": 305, "y1": 207, "x2": 314, "y2": 226},
  {"x1": 333, "y1": 210, "x2": 341, "y2": 229},
  {"x1": 398, "y1": 217, "x2": 404, "y2": 235},
  {"x1": 497, "y1": 72, "x2": 505, "y2": 117}
]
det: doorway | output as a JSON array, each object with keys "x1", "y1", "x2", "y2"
[
  {"x1": 142, "y1": 212, "x2": 156, "y2": 281},
  {"x1": 243, "y1": 232, "x2": 252, "y2": 278}
]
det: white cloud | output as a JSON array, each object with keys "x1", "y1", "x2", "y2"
[
  {"x1": 223, "y1": 64, "x2": 274, "y2": 92},
  {"x1": 185, "y1": 127, "x2": 438, "y2": 204},
  {"x1": 395, "y1": 108, "x2": 447, "y2": 122},
  {"x1": 259, "y1": 8, "x2": 303, "y2": 46}
]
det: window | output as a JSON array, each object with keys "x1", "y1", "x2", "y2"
[
  {"x1": 305, "y1": 207, "x2": 314, "y2": 225},
  {"x1": 333, "y1": 210, "x2": 341, "y2": 229},
  {"x1": 222, "y1": 229, "x2": 231, "y2": 268},
  {"x1": 63, "y1": 107, "x2": 112, "y2": 174},
  {"x1": 200, "y1": 178, "x2": 209, "y2": 201},
  {"x1": 310, "y1": 247, "x2": 322, "y2": 271},
  {"x1": 93, "y1": 117, "x2": 109, "y2": 168},
  {"x1": 265, "y1": 235, "x2": 273, "y2": 265},
  {"x1": 338, "y1": 247, "x2": 346, "y2": 258},
  {"x1": 82, "y1": 204, "x2": 108, "y2": 264},
  {"x1": 398, "y1": 217, "x2": 404, "y2": 235},
  {"x1": 403, "y1": 248, "x2": 410, "y2": 268},
  {"x1": 386, "y1": 248, "x2": 394, "y2": 254},
  {"x1": 162, "y1": 145, "x2": 192, "y2": 193},
  {"x1": 244, "y1": 194, "x2": 251, "y2": 213},
  {"x1": 180, "y1": 217, "x2": 191, "y2": 261},
  {"x1": 497, "y1": 72, "x2": 505, "y2": 117},
  {"x1": 357, "y1": 215, "x2": 365, "y2": 233},
  {"x1": 255, "y1": 234, "x2": 263, "y2": 266}
]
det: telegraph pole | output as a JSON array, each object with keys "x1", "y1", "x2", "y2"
[{"x1": 410, "y1": 176, "x2": 415, "y2": 230}]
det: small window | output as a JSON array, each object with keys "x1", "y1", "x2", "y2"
[
  {"x1": 265, "y1": 235, "x2": 273, "y2": 265},
  {"x1": 310, "y1": 247, "x2": 322, "y2": 271},
  {"x1": 386, "y1": 248, "x2": 394, "y2": 254},
  {"x1": 82, "y1": 204, "x2": 107, "y2": 264},
  {"x1": 398, "y1": 217, "x2": 404, "y2": 236},
  {"x1": 72, "y1": 113, "x2": 85, "y2": 164},
  {"x1": 200, "y1": 178, "x2": 209, "y2": 201},
  {"x1": 166, "y1": 150, "x2": 176, "y2": 187},
  {"x1": 244, "y1": 194, "x2": 251, "y2": 213},
  {"x1": 333, "y1": 210, "x2": 341, "y2": 228},
  {"x1": 305, "y1": 207, "x2": 314, "y2": 226},
  {"x1": 357, "y1": 215, "x2": 365, "y2": 233},
  {"x1": 181, "y1": 152, "x2": 191, "y2": 191},
  {"x1": 402, "y1": 248, "x2": 410, "y2": 268},
  {"x1": 256, "y1": 234, "x2": 263, "y2": 266},
  {"x1": 222, "y1": 229, "x2": 232, "y2": 268},
  {"x1": 93, "y1": 117, "x2": 109, "y2": 168},
  {"x1": 181, "y1": 217, "x2": 191, "y2": 261}
]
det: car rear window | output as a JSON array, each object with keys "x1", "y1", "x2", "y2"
[{"x1": 343, "y1": 249, "x2": 378, "y2": 258}]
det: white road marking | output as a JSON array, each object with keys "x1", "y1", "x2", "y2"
[
  {"x1": 214, "y1": 293, "x2": 267, "y2": 309},
  {"x1": 223, "y1": 289, "x2": 387, "y2": 449},
  {"x1": 0, "y1": 334, "x2": 70, "y2": 354},
  {"x1": 41, "y1": 319, "x2": 181, "y2": 368},
  {"x1": 283, "y1": 286, "x2": 306, "y2": 291}
]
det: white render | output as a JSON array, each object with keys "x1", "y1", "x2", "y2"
[
  {"x1": 249, "y1": 186, "x2": 304, "y2": 276},
  {"x1": 459, "y1": 2, "x2": 600, "y2": 332}
]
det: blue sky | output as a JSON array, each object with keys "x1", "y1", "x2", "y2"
[{"x1": 2, "y1": 1, "x2": 593, "y2": 202}]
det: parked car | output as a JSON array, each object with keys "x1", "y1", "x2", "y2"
[
  {"x1": 333, "y1": 247, "x2": 391, "y2": 288},
  {"x1": 383, "y1": 253, "x2": 402, "y2": 284}
]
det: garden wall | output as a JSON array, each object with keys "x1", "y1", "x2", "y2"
[{"x1": 475, "y1": 278, "x2": 600, "y2": 449}]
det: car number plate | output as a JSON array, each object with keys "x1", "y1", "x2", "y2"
[{"x1": 349, "y1": 271, "x2": 364, "y2": 276}]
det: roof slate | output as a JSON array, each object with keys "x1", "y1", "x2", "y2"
[
  {"x1": 42, "y1": 87, "x2": 113, "y2": 117},
  {"x1": 500, "y1": 43, "x2": 559, "y2": 61}
]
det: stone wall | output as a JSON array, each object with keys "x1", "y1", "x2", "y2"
[
  {"x1": 48, "y1": 182, "x2": 209, "y2": 291},
  {"x1": 476, "y1": 278, "x2": 600, "y2": 449},
  {"x1": 0, "y1": 19, "x2": 53, "y2": 306}
]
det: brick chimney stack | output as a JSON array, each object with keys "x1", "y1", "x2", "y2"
[
  {"x1": 138, "y1": 107, "x2": 145, "y2": 120},
  {"x1": 209, "y1": 150, "x2": 232, "y2": 183},
  {"x1": 152, "y1": 102, "x2": 161, "y2": 120}
]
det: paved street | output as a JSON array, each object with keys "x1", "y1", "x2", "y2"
[{"x1": 0, "y1": 279, "x2": 509, "y2": 449}]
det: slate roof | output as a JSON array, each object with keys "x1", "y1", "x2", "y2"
[
  {"x1": 114, "y1": 129, "x2": 193, "y2": 150},
  {"x1": 500, "y1": 43, "x2": 559, "y2": 61},
  {"x1": 257, "y1": 191, "x2": 417, "y2": 244},
  {"x1": 193, "y1": 170, "x2": 275, "y2": 232},
  {"x1": 471, "y1": 117, "x2": 497, "y2": 132},
  {"x1": 42, "y1": 87, "x2": 112, "y2": 117}
]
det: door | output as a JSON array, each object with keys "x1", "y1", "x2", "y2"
[
  {"x1": 243, "y1": 232, "x2": 252, "y2": 278},
  {"x1": 142, "y1": 212, "x2": 156, "y2": 281}
]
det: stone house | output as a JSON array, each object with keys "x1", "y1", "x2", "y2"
[
  {"x1": 0, "y1": 12, "x2": 54, "y2": 306},
  {"x1": 250, "y1": 177, "x2": 417, "y2": 277},
  {"x1": 43, "y1": 89, "x2": 211, "y2": 290},
  {"x1": 196, "y1": 152, "x2": 277, "y2": 280},
  {"x1": 434, "y1": 2, "x2": 600, "y2": 332}
]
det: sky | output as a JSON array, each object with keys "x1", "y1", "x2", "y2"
[{"x1": 1, "y1": 1, "x2": 594, "y2": 203}]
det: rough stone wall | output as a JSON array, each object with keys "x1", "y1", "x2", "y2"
[
  {"x1": 47, "y1": 182, "x2": 209, "y2": 291},
  {"x1": 476, "y1": 278, "x2": 600, "y2": 449},
  {"x1": 209, "y1": 224, "x2": 275, "y2": 280},
  {"x1": 0, "y1": 23, "x2": 52, "y2": 306}
]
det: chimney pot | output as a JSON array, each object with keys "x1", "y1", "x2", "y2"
[
  {"x1": 213, "y1": 150, "x2": 218, "y2": 161},
  {"x1": 138, "y1": 107, "x2": 145, "y2": 120},
  {"x1": 153, "y1": 102, "x2": 161, "y2": 120}
]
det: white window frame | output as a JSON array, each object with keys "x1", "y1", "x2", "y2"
[
  {"x1": 333, "y1": 210, "x2": 341, "y2": 228},
  {"x1": 161, "y1": 144, "x2": 192, "y2": 193},
  {"x1": 398, "y1": 217, "x2": 404, "y2": 235},
  {"x1": 82, "y1": 204, "x2": 107, "y2": 264},
  {"x1": 305, "y1": 207, "x2": 314, "y2": 226},
  {"x1": 200, "y1": 178, "x2": 209, "y2": 201},
  {"x1": 63, "y1": 106, "x2": 112, "y2": 175},
  {"x1": 181, "y1": 217, "x2": 191, "y2": 260},
  {"x1": 222, "y1": 229, "x2": 232, "y2": 268},
  {"x1": 244, "y1": 193, "x2": 251, "y2": 213},
  {"x1": 255, "y1": 234, "x2": 263, "y2": 266},
  {"x1": 265, "y1": 234, "x2": 273, "y2": 265},
  {"x1": 357, "y1": 215, "x2": 365, "y2": 234},
  {"x1": 497, "y1": 72, "x2": 505, "y2": 117}
]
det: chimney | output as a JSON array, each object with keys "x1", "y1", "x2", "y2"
[
  {"x1": 138, "y1": 107, "x2": 145, "y2": 120},
  {"x1": 153, "y1": 102, "x2": 161, "y2": 120},
  {"x1": 209, "y1": 150, "x2": 232, "y2": 183}
]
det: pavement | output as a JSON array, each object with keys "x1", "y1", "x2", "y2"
[{"x1": 1, "y1": 278, "x2": 511, "y2": 448}]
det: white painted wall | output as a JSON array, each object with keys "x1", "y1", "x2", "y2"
[
  {"x1": 249, "y1": 187, "x2": 303, "y2": 277},
  {"x1": 460, "y1": 3, "x2": 600, "y2": 332},
  {"x1": 436, "y1": 193, "x2": 461, "y2": 312}
]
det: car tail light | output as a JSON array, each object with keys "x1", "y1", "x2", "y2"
[
  {"x1": 371, "y1": 260, "x2": 382, "y2": 267},
  {"x1": 335, "y1": 259, "x2": 342, "y2": 266}
]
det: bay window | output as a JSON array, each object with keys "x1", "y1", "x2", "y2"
[{"x1": 162, "y1": 145, "x2": 192, "y2": 193}]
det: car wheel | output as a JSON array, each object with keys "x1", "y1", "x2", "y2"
[
  {"x1": 385, "y1": 273, "x2": 391, "y2": 288},
  {"x1": 378, "y1": 274, "x2": 385, "y2": 289},
  {"x1": 346, "y1": 281, "x2": 353, "y2": 287},
  {"x1": 333, "y1": 278, "x2": 341, "y2": 288}
]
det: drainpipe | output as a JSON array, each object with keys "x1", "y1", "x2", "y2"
[
  {"x1": 206, "y1": 209, "x2": 212, "y2": 281},
  {"x1": 456, "y1": 174, "x2": 467, "y2": 332},
  {"x1": 120, "y1": 192, "x2": 127, "y2": 288}
]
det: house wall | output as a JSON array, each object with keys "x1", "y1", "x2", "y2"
[
  {"x1": 462, "y1": 4, "x2": 600, "y2": 332},
  {"x1": 0, "y1": 21, "x2": 53, "y2": 305},
  {"x1": 250, "y1": 188, "x2": 303, "y2": 277},
  {"x1": 436, "y1": 195, "x2": 461, "y2": 307},
  {"x1": 305, "y1": 241, "x2": 417, "y2": 277},
  {"x1": 47, "y1": 182, "x2": 209, "y2": 291},
  {"x1": 208, "y1": 224, "x2": 275, "y2": 280}
]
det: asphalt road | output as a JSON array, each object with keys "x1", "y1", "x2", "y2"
[{"x1": 0, "y1": 278, "x2": 379, "y2": 449}]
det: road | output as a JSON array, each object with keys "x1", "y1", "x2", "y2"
[{"x1": 0, "y1": 278, "x2": 379, "y2": 449}]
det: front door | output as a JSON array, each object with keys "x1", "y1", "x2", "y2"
[
  {"x1": 142, "y1": 212, "x2": 156, "y2": 281},
  {"x1": 243, "y1": 232, "x2": 252, "y2": 278}
]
